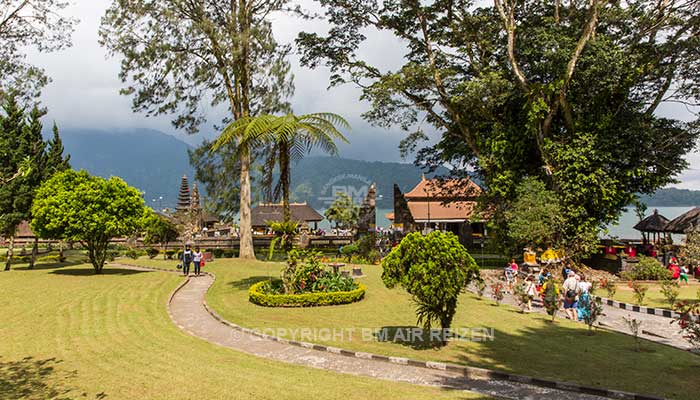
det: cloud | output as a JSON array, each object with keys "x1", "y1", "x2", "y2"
[{"x1": 23, "y1": 0, "x2": 700, "y2": 177}]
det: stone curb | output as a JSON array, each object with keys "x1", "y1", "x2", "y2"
[
  {"x1": 115, "y1": 263, "x2": 667, "y2": 400},
  {"x1": 594, "y1": 296, "x2": 682, "y2": 320}
]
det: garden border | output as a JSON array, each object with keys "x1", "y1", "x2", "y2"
[
  {"x1": 112, "y1": 262, "x2": 667, "y2": 400},
  {"x1": 248, "y1": 280, "x2": 366, "y2": 307},
  {"x1": 593, "y1": 295, "x2": 681, "y2": 319}
]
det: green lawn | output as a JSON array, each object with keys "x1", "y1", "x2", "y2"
[
  {"x1": 0, "y1": 260, "x2": 489, "y2": 400},
  {"x1": 609, "y1": 282, "x2": 700, "y2": 309},
  {"x1": 126, "y1": 257, "x2": 700, "y2": 400}
]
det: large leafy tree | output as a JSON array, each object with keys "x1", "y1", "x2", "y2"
[
  {"x1": 382, "y1": 231, "x2": 479, "y2": 339},
  {"x1": 31, "y1": 170, "x2": 146, "y2": 273},
  {"x1": 0, "y1": 94, "x2": 68, "y2": 270},
  {"x1": 0, "y1": 0, "x2": 76, "y2": 102},
  {"x1": 100, "y1": 0, "x2": 295, "y2": 259},
  {"x1": 297, "y1": 0, "x2": 700, "y2": 256}
]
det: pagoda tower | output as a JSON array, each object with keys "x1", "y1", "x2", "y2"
[{"x1": 176, "y1": 175, "x2": 191, "y2": 212}]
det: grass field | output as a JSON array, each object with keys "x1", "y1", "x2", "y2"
[
  {"x1": 126, "y1": 257, "x2": 700, "y2": 400},
  {"x1": 608, "y1": 282, "x2": 700, "y2": 308},
  {"x1": 0, "y1": 260, "x2": 491, "y2": 400}
]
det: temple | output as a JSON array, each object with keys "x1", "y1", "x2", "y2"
[{"x1": 387, "y1": 176, "x2": 487, "y2": 245}]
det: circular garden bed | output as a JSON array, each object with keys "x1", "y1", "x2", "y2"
[{"x1": 249, "y1": 280, "x2": 366, "y2": 307}]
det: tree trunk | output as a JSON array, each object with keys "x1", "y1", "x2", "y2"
[
  {"x1": 58, "y1": 241, "x2": 64, "y2": 262},
  {"x1": 4, "y1": 236, "x2": 14, "y2": 271},
  {"x1": 238, "y1": 147, "x2": 256, "y2": 259},
  {"x1": 280, "y1": 140, "x2": 291, "y2": 222},
  {"x1": 162, "y1": 242, "x2": 167, "y2": 260},
  {"x1": 28, "y1": 237, "x2": 38, "y2": 269}
]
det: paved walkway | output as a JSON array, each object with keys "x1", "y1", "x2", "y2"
[
  {"x1": 168, "y1": 273, "x2": 611, "y2": 400},
  {"x1": 476, "y1": 285, "x2": 691, "y2": 350},
  {"x1": 110, "y1": 263, "x2": 672, "y2": 399}
]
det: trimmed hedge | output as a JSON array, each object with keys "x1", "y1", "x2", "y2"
[{"x1": 249, "y1": 280, "x2": 366, "y2": 307}]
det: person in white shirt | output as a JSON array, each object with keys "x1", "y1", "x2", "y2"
[
  {"x1": 562, "y1": 271, "x2": 579, "y2": 321},
  {"x1": 192, "y1": 246, "x2": 203, "y2": 276}
]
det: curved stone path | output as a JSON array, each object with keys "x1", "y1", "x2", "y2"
[
  {"x1": 170, "y1": 273, "x2": 610, "y2": 400},
  {"x1": 112, "y1": 264, "x2": 662, "y2": 400}
]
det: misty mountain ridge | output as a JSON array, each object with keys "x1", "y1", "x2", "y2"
[{"x1": 53, "y1": 127, "x2": 700, "y2": 212}]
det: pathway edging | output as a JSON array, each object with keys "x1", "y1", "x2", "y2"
[
  {"x1": 114, "y1": 262, "x2": 666, "y2": 400},
  {"x1": 594, "y1": 295, "x2": 682, "y2": 319}
]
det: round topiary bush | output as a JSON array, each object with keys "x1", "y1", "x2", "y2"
[{"x1": 249, "y1": 280, "x2": 366, "y2": 307}]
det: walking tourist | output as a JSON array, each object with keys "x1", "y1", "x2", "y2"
[
  {"x1": 680, "y1": 265, "x2": 689, "y2": 285},
  {"x1": 181, "y1": 245, "x2": 193, "y2": 276},
  {"x1": 562, "y1": 271, "x2": 579, "y2": 321},
  {"x1": 193, "y1": 246, "x2": 203, "y2": 276},
  {"x1": 524, "y1": 275, "x2": 536, "y2": 312}
]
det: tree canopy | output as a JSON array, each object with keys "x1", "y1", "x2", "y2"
[
  {"x1": 298, "y1": 0, "x2": 700, "y2": 256},
  {"x1": 31, "y1": 170, "x2": 146, "y2": 273},
  {"x1": 0, "y1": 0, "x2": 76, "y2": 102},
  {"x1": 324, "y1": 192, "x2": 359, "y2": 229},
  {"x1": 100, "y1": 0, "x2": 297, "y2": 259},
  {"x1": 0, "y1": 94, "x2": 70, "y2": 270}
]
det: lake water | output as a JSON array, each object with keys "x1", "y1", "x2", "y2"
[{"x1": 319, "y1": 206, "x2": 695, "y2": 239}]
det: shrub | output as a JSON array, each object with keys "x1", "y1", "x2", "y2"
[
  {"x1": 513, "y1": 283, "x2": 530, "y2": 311},
  {"x1": 660, "y1": 280, "x2": 680, "y2": 309},
  {"x1": 356, "y1": 232, "x2": 380, "y2": 263},
  {"x1": 623, "y1": 315, "x2": 643, "y2": 351},
  {"x1": 165, "y1": 249, "x2": 178, "y2": 260},
  {"x1": 312, "y1": 273, "x2": 357, "y2": 292},
  {"x1": 106, "y1": 250, "x2": 120, "y2": 262},
  {"x1": 673, "y1": 301, "x2": 700, "y2": 349},
  {"x1": 249, "y1": 280, "x2": 366, "y2": 307},
  {"x1": 382, "y1": 231, "x2": 480, "y2": 332},
  {"x1": 125, "y1": 248, "x2": 141, "y2": 259},
  {"x1": 145, "y1": 247, "x2": 159, "y2": 259},
  {"x1": 283, "y1": 249, "x2": 326, "y2": 294},
  {"x1": 622, "y1": 256, "x2": 671, "y2": 281},
  {"x1": 36, "y1": 254, "x2": 62, "y2": 263},
  {"x1": 475, "y1": 279, "x2": 487, "y2": 299},
  {"x1": 223, "y1": 249, "x2": 235, "y2": 258},
  {"x1": 629, "y1": 281, "x2": 649, "y2": 305},
  {"x1": 340, "y1": 243, "x2": 359, "y2": 262},
  {"x1": 600, "y1": 278, "x2": 617, "y2": 298},
  {"x1": 491, "y1": 282, "x2": 505, "y2": 305},
  {"x1": 542, "y1": 281, "x2": 561, "y2": 321},
  {"x1": 580, "y1": 294, "x2": 603, "y2": 334},
  {"x1": 212, "y1": 248, "x2": 225, "y2": 258}
]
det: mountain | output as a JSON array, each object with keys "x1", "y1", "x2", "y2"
[
  {"x1": 56, "y1": 128, "x2": 195, "y2": 208},
  {"x1": 638, "y1": 188, "x2": 700, "y2": 207},
  {"x1": 55, "y1": 127, "x2": 700, "y2": 212}
]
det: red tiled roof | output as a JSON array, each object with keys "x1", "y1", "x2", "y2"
[
  {"x1": 407, "y1": 201, "x2": 478, "y2": 222},
  {"x1": 404, "y1": 176, "x2": 481, "y2": 200}
]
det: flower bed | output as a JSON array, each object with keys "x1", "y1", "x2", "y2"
[{"x1": 249, "y1": 280, "x2": 366, "y2": 307}]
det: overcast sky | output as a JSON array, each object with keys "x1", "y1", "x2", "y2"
[{"x1": 26, "y1": 0, "x2": 700, "y2": 189}]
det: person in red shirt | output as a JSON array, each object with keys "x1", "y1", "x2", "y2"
[{"x1": 668, "y1": 257, "x2": 681, "y2": 281}]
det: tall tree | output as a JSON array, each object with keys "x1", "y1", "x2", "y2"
[
  {"x1": 45, "y1": 122, "x2": 71, "y2": 175},
  {"x1": 31, "y1": 170, "x2": 146, "y2": 274},
  {"x1": 298, "y1": 0, "x2": 700, "y2": 256},
  {"x1": 0, "y1": 95, "x2": 48, "y2": 270},
  {"x1": 100, "y1": 0, "x2": 295, "y2": 259},
  {"x1": 0, "y1": 0, "x2": 76, "y2": 102}
]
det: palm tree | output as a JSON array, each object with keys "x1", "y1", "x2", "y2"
[
  {"x1": 212, "y1": 115, "x2": 278, "y2": 259},
  {"x1": 260, "y1": 113, "x2": 349, "y2": 221}
]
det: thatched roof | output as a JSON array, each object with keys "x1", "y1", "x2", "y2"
[
  {"x1": 251, "y1": 203, "x2": 323, "y2": 228},
  {"x1": 633, "y1": 209, "x2": 669, "y2": 233},
  {"x1": 665, "y1": 207, "x2": 700, "y2": 233}
]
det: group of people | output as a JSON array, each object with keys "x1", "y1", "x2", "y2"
[
  {"x1": 667, "y1": 257, "x2": 692, "y2": 284},
  {"x1": 179, "y1": 245, "x2": 205, "y2": 277},
  {"x1": 505, "y1": 261, "x2": 594, "y2": 321}
]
